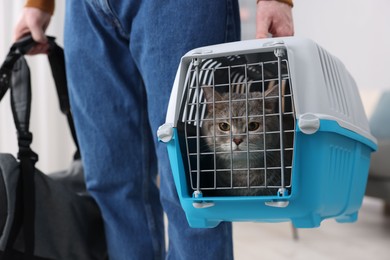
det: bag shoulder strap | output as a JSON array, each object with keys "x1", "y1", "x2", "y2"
[
  {"x1": 3, "y1": 52, "x2": 37, "y2": 260},
  {"x1": 47, "y1": 39, "x2": 80, "y2": 159},
  {"x1": 0, "y1": 35, "x2": 80, "y2": 158},
  {"x1": 0, "y1": 35, "x2": 79, "y2": 259}
]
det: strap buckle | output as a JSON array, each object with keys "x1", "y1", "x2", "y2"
[{"x1": 17, "y1": 131, "x2": 38, "y2": 163}]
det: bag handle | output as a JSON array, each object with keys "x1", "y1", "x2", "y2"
[
  {"x1": 0, "y1": 35, "x2": 79, "y2": 259},
  {"x1": 47, "y1": 38, "x2": 81, "y2": 159},
  {"x1": 0, "y1": 35, "x2": 50, "y2": 101},
  {"x1": 0, "y1": 34, "x2": 80, "y2": 158},
  {"x1": 10, "y1": 57, "x2": 37, "y2": 259},
  {"x1": 1, "y1": 37, "x2": 37, "y2": 260}
]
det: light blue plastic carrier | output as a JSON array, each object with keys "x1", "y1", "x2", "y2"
[{"x1": 157, "y1": 37, "x2": 377, "y2": 228}]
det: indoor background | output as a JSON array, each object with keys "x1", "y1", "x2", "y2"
[{"x1": 1, "y1": 1, "x2": 389, "y2": 259}]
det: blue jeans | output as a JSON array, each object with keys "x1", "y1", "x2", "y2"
[{"x1": 64, "y1": 0, "x2": 240, "y2": 259}]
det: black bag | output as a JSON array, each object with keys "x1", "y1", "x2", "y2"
[{"x1": 0, "y1": 36, "x2": 107, "y2": 260}]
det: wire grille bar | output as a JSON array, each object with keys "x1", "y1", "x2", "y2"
[{"x1": 181, "y1": 50, "x2": 295, "y2": 197}]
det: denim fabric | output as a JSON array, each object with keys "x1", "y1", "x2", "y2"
[{"x1": 64, "y1": 0, "x2": 240, "y2": 259}]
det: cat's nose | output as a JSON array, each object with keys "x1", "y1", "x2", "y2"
[{"x1": 233, "y1": 137, "x2": 243, "y2": 145}]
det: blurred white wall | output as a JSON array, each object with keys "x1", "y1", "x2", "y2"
[
  {"x1": 294, "y1": 0, "x2": 390, "y2": 117},
  {"x1": 241, "y1": 0, "x2": 390, "y2": 117},
  {"x1": 1, "y1": 0, "x2": 389, "y2": 172}
]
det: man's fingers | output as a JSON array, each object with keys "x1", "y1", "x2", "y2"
[
  {"x1": 13, "y1": 7, "x2": 52, "y2": 49},
  {"x1": 27, "y1": 17, "x2": 48, "y2": 43},
  {"x1": 256, "y1": 31, "x2": 270, "y2": 39},
  {"x1": 272, "y1": 25, "x2": 294, "y2": 38},
  {"x1": 255, "y1": 1, "x2": 294, "y2": 39},
  {"x1": 256, "y1": 17, "x2": 271, "y2": 39}
]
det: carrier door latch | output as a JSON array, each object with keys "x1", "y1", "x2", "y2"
[
  {"x1": 157, "y1": 123, "x2": 174, "y2": 143},
  {"x1": 265, "y1": 201, "x2": 289, "y2": 208},
  {"x1": 192, "y1": 202, "x2": 215, "y2": 209},
  {"x1": 298, "y1": 113, "x2": 320, "y2": 134},
  {"x1": 265, "y1": 188, "x2": 290, "y2": 208},
  {"x1": 192, "y1": 191, "x2": 215, "y2": 208}
]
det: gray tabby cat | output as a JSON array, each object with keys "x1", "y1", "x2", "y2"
[{"x1": 201, "y1": 85, "x2": 281, "y2": 196}]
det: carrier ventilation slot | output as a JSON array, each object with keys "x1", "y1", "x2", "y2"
[{"x1": 316, "y1": 45, "x2": 351, "y2": 119}]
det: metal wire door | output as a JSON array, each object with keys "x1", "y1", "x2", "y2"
[{"x1": 180, "y1": 48, "x2": 295, "y2": 197}]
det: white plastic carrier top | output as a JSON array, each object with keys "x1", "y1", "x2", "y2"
[{"x1": 165, "y1": 36, "x2": 376, "y2": 144}]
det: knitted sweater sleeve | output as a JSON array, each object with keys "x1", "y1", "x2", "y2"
[
  {"x1": 258, "y1": 0, "x2": 294, "y2": 7},
  {"x1": 24, "y1": 0, "x2": 293, "y2": 18},
  {"x1": 276, "y1": 0, "x2": 293, "y2": 7},
  {"x1": 24, "y1": 0, "x2": 55, "y2": 15}
]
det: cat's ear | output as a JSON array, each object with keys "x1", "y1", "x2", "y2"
[
  {"x1": 264, "y1": 83, "x2": 279, "y2": 111},
  {"x1": 264, "y1": 82, "x2": 279, "y2": 98},
  {"x1": 202, "y1": 85, "x2": 222, "y2": 103}
]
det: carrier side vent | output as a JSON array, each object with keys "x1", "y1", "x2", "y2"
[{"x1": 316, "y1": 45, "x2": 351, "y2": 119}]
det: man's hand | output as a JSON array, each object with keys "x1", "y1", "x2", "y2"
[
  {"x1": 13, "y1": 7, "x2": 52, "y2": 54},
  {"x1": 256, "y1": 1, "x2": 294, "y2": 39}
]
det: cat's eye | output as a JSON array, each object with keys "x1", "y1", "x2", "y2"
[
  {"x1": 218, "y1": 122, "x2": 230, "y2": 131},
  {"x1": 248, "y1": 122, "x2": 260, "y2": 131}
]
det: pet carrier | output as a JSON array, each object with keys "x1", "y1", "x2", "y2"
[{"x1": 157, "y1": 37, "x2": 377, "y2": 228}]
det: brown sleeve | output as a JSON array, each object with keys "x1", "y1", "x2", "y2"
[
  {"x1": 257, "y1": 0, "x2": 294, "y2": 7},
  {"x1": 25, "y1": 0, "x2": 55, "y2": 15},
  {"x1": 277, "y1": 0, "x2": 293, "y2": 7}
]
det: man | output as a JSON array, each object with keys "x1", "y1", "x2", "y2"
[{"x1": 14, "y1": 0, "x2": 294, "y2": 259}]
